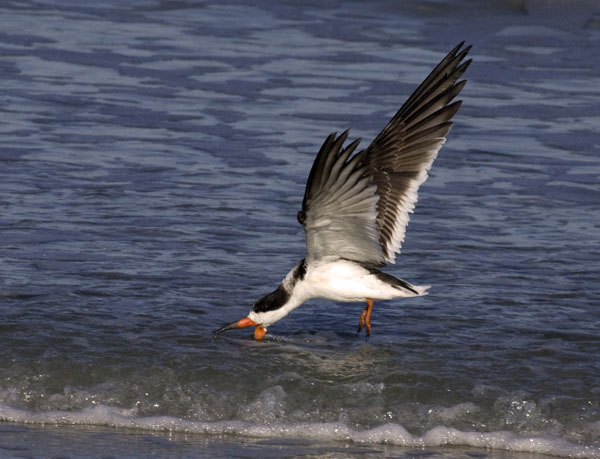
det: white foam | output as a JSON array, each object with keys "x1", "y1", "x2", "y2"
[{"x1": 1, "y1": 403, "x2": 598, "y2": 458}]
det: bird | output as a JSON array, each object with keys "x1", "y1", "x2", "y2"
[{"x1": 214, "y1": 42, "x2": 471, "y2": 341}]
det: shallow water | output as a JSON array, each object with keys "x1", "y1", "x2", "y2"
[{"x1": 1, "y1": 0, "x2": 599, "y2": 457}]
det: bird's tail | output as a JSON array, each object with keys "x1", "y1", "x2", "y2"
[{"x1": 411, "y1": 284, "x2": 430, "y2": 296}]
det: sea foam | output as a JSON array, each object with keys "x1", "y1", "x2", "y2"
[{"x1": 1, "y1": 403, "x2": 598, "y2": 458}]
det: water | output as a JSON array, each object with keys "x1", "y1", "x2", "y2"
[{"x1": 1, "y1": 0, "x2": 599, "y2": 457}]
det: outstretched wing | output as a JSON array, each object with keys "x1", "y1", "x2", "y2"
[
  {"x1": 363, "y1": 41, "x2": 471, "y2": 263},
  {"x1": 299, "y1": 130, "x2": 385, "y2": 266},
  {"x1": 299, "y1": 42, "x2": 471, "y2": 266}
]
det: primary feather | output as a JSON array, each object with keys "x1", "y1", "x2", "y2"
[{"x1": 300, "y1": 42, "x2": 472, "y2": 266}]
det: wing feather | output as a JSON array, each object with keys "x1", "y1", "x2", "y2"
[
  {"x1": 301, "y1": 133, "x2": 384, "y2": 266},
  {"x1": 363, "y1": 43, "x2": 471, "y2": 263},
  {"x1": 299, "y1": 43, "x2": 471, "y2": 266}
]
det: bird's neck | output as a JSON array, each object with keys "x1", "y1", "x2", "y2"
[
  {"x1": 248, "y1": 259, "x2": 309, "y2": 326},
  {"x1": 276, "y1": 258, "x2": 311, "y2": 312},
  {"x1": 281, "y1": 258, "x2": 307, "y2": 291}
]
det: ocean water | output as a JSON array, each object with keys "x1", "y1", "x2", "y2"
[{"x1": 1, "y1": 0, "x2": 599, "y2": 458}]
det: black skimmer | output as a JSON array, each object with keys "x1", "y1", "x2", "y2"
[{"x1": 214, "y1": 42, "x2": 471, "y2": 341}]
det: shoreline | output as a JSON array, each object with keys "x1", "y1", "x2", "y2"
[
  {"x1": 1, "y1": 403, "x2": 598, "y2": 459},
  {"x1": 0, "y1": 422, "x2": 580, "y2": 459}
]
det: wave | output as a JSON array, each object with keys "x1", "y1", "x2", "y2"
[{"x1": 1, "y1": 403, "x2": 598, "y2": 458}]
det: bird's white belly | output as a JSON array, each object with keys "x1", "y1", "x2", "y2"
[{"x1": 298, "y1": 260, "x2": 403, "y2": 302}]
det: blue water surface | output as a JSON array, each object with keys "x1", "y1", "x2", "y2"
[{"x1": 1, "y1": 0, "x2": 599, "y2": 457}]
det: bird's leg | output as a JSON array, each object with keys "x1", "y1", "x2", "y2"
[
  {"x1": 364, "y1": 298, "x2": 373, "y2": 337},
  {"x1": 356, "y1": 298, "x2": 374, "y2": 338}
]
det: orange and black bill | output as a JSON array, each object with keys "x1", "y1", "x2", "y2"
[{"x1": 213, "y1": 317, "x2": 266, "y2": 340}]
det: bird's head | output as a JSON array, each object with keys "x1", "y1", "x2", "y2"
[{"x1": 213, "y1": 285, "x2": 291, "y2": 341}]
